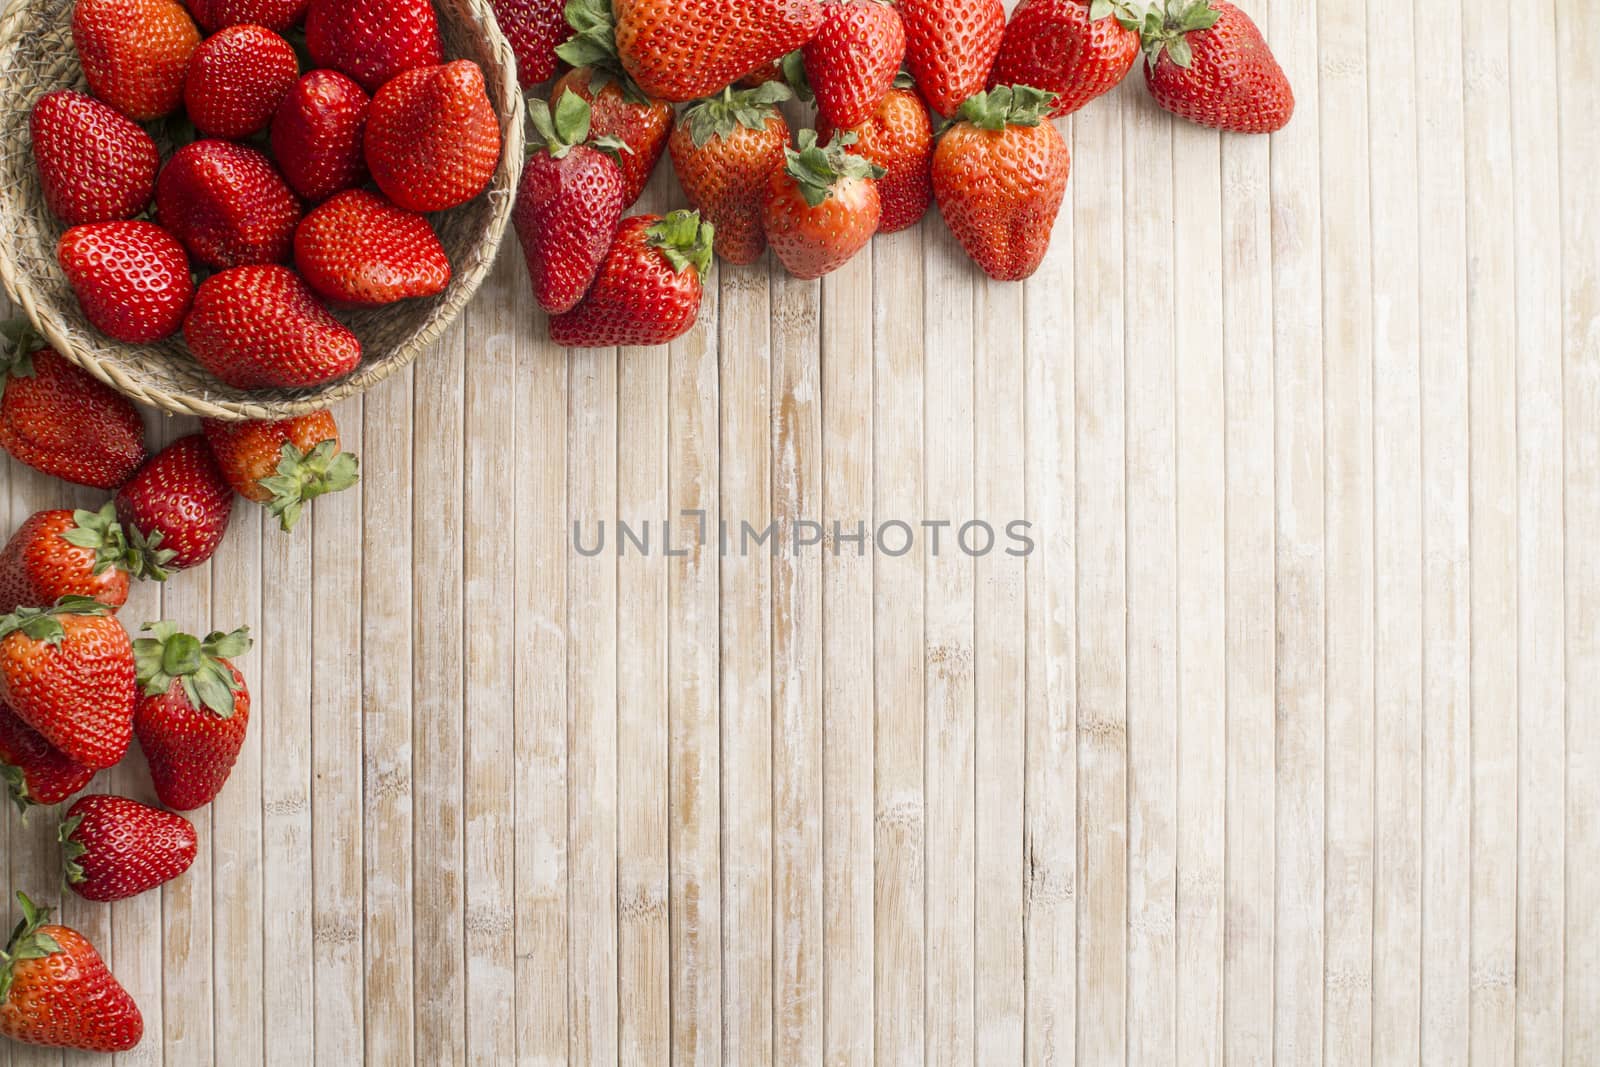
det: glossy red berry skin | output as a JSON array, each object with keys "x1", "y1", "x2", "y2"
[
  {"x1": 61, "y1": 794, "x2": 198, "y2": 902},
  {"x1": 115, "y1": 436, "x2": 234, "y2": 572},
  {"x1": 135, "y1": 659, "x2": 250, "y2": 810},
  {"x1": 184, "y1": 23, "x2": 301, "y2": 139},
  {"x1": 57, "y1": 222, "x2": 194, "y2": 344},
  {"x1": 270, "y1": 70, "x2": 371, "y2": 202},
  {"x1": 156, "y1": 140, "x2": 302, "y2": 269},
  {"x1": 30, "y1": 90, "x2": 160, "y2": 226}
]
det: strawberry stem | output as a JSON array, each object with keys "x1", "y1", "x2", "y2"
[
  {"x1": 781, "y1": 130, "x2": 886, "y2": 209},
  {"x1": 646, "y1": 210, "x2": 716, "y2": 276},
  {"x1": 133, "y1": 622, "x2": 251, "y2": 717},
  {"x1": 681, "y1": 82, "x2": 792, "y2": 148},
  {"x1": 256, "y1": 439, "x2": 360, "y2": 533},
  {"x1": 0, "y1": 892, "x2": 61, "y2": 1004}
]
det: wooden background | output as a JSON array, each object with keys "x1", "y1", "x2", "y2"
[{"x1": 0, "y1": 0, "x2": 1596, "y2": 1062}]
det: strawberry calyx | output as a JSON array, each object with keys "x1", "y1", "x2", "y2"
[
  {"x1": 134, "y1": 621, "x2": 252, "y2": 718},
  {"x1": 646, "y1": 210, "x2": 716, "y2": 276},
  {"x1": 782, "y1": 130, "x2": 887, "y2": 208},
  {"x1": 58, "y1": 813, "x2": 88, "y2": 885},
  {"x1": 0, "y1": 596, "x2": 114, "y2": 646},
  {"x1": 1133, "y1": 0, "x2": 1222, "y2": 69},
  {"x1": 681, "y1": 82, "x2": 793, "y2": 149},
  {"x1": 121, "y1": 523, "x2": 178, "y2": 584},
  {"x1": 953, "y1": 86, "x2": 1060, "y2": 132},
  {"x1": 528, "y1": 90, "x2": 631, "y2": 162},
  {"x1": 58, "y1": 502, "x2": 145, "y2": 579},
  {"x1": 2, "y1": 765, "x2": 38, "y2": 815},
  {"x1": 0, "y1": 319, "x2": 46, "y2": 402},
  {"x1": 556, "y1": 0, "x2": 653, "y2": 105},
  {"x1": 0, "y1": 892, "x2": 62, "y2": 1004},
  {"x1": 257, "y1": 439, "x2": 360, "y2": 533}
]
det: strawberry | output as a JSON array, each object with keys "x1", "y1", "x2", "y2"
[
  {"x1": 0, "y1": 598, "x2": 135, "y2": 771},
  {"x1": 491, "y1": 0, "x2": 569, "y2": 88},
  {"x1": 899, "y1": 0, "x2": 1006, "y2": 117},
  {"x1": 1136, "y1": 0, "x2": 1293, "y2": 134},
  {"x1": 549, "y1": 210, "x2": 713, "y2": 347},
  {"x1": 57, "y1": 222, "x2": 193, "y2": 344},
  {"x1": 514, "y1": 91, "x2": 628, "y2": 314},
  {"x1": 184, "y1": 266, "x2": 362, "y2": 389},
  {"x1": 0, "y1": 505, "x2": 174, "y2": 617},
  {"x1": 29, "y1": 90, "x2": 159, "y2": 226},
  {"x1": 803, "y1": 0, "x2": 904, "y2": 131},
  {"x1": 932, "y1": 85, "x2": 1071, "y2": 281},
  {"x1": 295, "y1": 190, "x2": 451, "y2": 306},
  {"x1": 72, "y1": 0, "x2": 200, "y2": 121},
  {"x1": 0, "y1": 326, "x2": 147, "y2": 490},
  {"x1": 0, "y1": 703, "x2": 96, "y2": 813},
  {"x1": 816, "y1": 82, "x2": 933, "y2": 233},
  {"x1": 612, "y1": 0, "x2": 823, "y2": 103},
  {"x1": 133, "y1": 622, "x2": 252, "y2": 810},
  {"x1": 668, "y1": 83, "x2": 791, "y2": 265},
  {"x1": 61, "y1": 794, "x2": 197, "y2": 902},
  {"x1": 365, "y1": 60, "x2": 503, "y2": 213},
  {"x1": 184, "y1": 23, "x2": 301, "y2": 139},
  {"x1": 115, "y1": 435, "x2": 234, "y2": 570},
  {"x1": 305, "y1": 0, "x2": 445, "y2": 93},
  {"x1": 989, "y1": 0, "x2": 1139, "y2": 116},
  {"x1": 202, "y1": 412, "x2": 359, "y2": 530},
  {"x1": 763, "y1": 129, "x2": 883, "y2": 279},
  {"x1": 187, "y1": 0, "x2": 310, "y2": 32},
  {"x1": 156, "y1": 140, "x2": 302, "y2": 269},
  {"x1": 270, "y1": 70, "x2": 371, "y2": 202},
  {"x1": 547, "y1": 67, "x2": 672, "y2": 207},
  {"x1": 0, "y1": 893, "x2": 142, "y2": 1052}
]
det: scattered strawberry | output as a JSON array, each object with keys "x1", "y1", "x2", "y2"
[
  {"x1": 669, "y1": 83, "x2": 792, "y2": 265},
  {"x1": 763, "y1": 129, "x2": 883, "y2": 279},
  {"x1": 514, "y1": 90, "x2": 628, "y2": 314},
  {"x1": 0, "y1": 325, "x2": 147, "y2": 490},
  {"x1": 305, "y1": 0, "x2": 445, "y2": 93},
  {"x1": 72, "y1": 0, "x2": 200, "y2": 121},
  {"x1": 29, "y1": 90, "x2": 159, "y2": 226},
  {"x1": 932, "y1": 85, "x2": 1071, "y2": 281},
  {"x1": 899, "y1": 0, "x2": 1006, "y2": 117},
  {"x1": 491, "y1": 0, "x2": 569, "y2": 88},
  {"x1": 547, "y1": 66, "x2": 673, "y2": 207},
  {"x1": 61, "y1": 794, "x2": 198, "y2": 902},
  {"x1": 803, "y1": 0, "x2": 904, "y2": 131},
  {"x1": 133, "y1": 621, "x2": 252, "y2": 811},
  {"x1": 0, "y1": 597, "x2": 135, "y2": 771},
  {"x1": 549, "y1": 210, "x2": 714, "y2": 347},
  {"x1": 295, "y1": 189, "x2": 451, "y2": 306},
  {"x1": 184, "y1": 266, "x2": 362, "y2": 389},
  {"x1": 187, "y1": 0, "x2": 310, "y2": 32},
  {"x1": 156, "y1": 140, "x2": 302, "y2": 269},
  {"x1": 115, "y1": 435, "x2": 235, "y2": 570},
  {"x1": 989, "y1": 0, "x2": 1140, "y2": 117},
  {"x1": 365, "y1": 60, "x2": 502, "y2": 213},
  {"x1": 0, "y1": 893, "x2": 142, "y2": 1052},
  {"x1": 202, "y1": 412, "x2": 359, "y2": 530},
  {"x1": 184, "y1": 23, "x2": 301, "y2": 139},
  {"x1": 57, "y1": 221, "x2": 194, "y2": 344},
  {"x1": 612, "y1": 0, "x2": 823, "y2": 103},
  {"x1": 816, "y1": 82, "x2": 934, "y2": 233},
  {"x1": 0, "y1": 703, "x2": 96, "y2": 813},
  {"x1": 0, "y1": 505, "x2": 173, "y2": 617},
  {"x1": 1136, "y1": 0, "x2": 1293, "y2": 134},
  {"x1": 270, "y1": 70, "x2": 372, "y2": 202}
]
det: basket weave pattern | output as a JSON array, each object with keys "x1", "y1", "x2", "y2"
[{"x1": 0, "y1": 0, "x2": 524, "y2": 421}]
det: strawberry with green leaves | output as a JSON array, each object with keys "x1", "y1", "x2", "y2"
[
  {"x1": 295, "y1": 190, "x2": 452, "y2": 307},
  {"x1": 763, "y1": 129, "x2": 884, "y2": 279},
  {"x1": 305, "y1": 0, "x2": 444, "y2": 93},
  {"x1": 816, "y1": 82, "x2": 934, "y2": 234},
  {"x1": 184, "y1": 266, "x2": 363, "y2": 390},
  {"x1": 802, "y1": 0, "x2": 904, "y2": 131},
  {"x1": 365, "y1": 60, "x2": 503, "y2": 214},
  {"x1": 989, "y1": 0, "x2": 1141, "y2": 116},
  {"x1": 899, "y1": 0, "x2": 1006, "y2": 117},
  {"x1": 0, "y1": 703, "x2": 96, "y2": 813},
  {"x1": 115, "y1": 435, "x2": 235, "y2": 571},
  {"x1": 549, "y1": 210, "x2": 715, "y2": 348},
  {"x1": 157, "y1": 140, "x2": 302, "y2": 270},
  {"x1": 72, "y1": 0, "x2": 200, "y2": 121},
  {"x1": 30, "y1": 90, "x2": 160, "y2": 226},
  {"x1": 61, "y1": 794, "x2": 198, "y2": 902},
  {"x1": 133, "y1": 622, "x2": 252, "y2": 811},
  {"x1": 58, "y1": 222, "x2": 194, "y2": 344},
  {"x1": 202, "y1": 412, "x2": 359, "y2": 531},
  {"x1": 271, "y1": 70, "x2": 372, "y2": 203},
  {"x1": 1135, "y1": 0, "x2": 1293, "y2": 134},
  {"x1": 0, "y1": 893, "x2": 142, "y2": 1052},
  {"x1": 184, "y1": 23, "x2": 301, "y2": 139},
  {"x1": 613, "y1": 0, "x2": 823, "y2": 103},
  {"x1": 0, "y1": 505, "x2": 174, "y2": 617},
  {"x1": 669, "y1": 83, "x2": 793, "y2": 265}
]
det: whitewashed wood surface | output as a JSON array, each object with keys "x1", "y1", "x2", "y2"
[{"x1": 0, "y1": 0, "x2": 1596, "y2": 1062}]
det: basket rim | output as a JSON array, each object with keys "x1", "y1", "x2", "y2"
[{"x1": 0, "y1": 0, "x2": 526, "y2": 422}]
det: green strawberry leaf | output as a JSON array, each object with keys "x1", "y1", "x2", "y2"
[
  {"x1": 682, "y1": 82, "x2": 792, "y2": 148},
  {"x1": 781, "y1": 129, "x2": 886, "y2": 208},
  {"x1": 646, "y1": 210, "x2": 716, "y2": 276},
  {"x1": 255, "y1": 439, "x2": 360, "y2": 533},
  {"x1": 134, "y1": 622, "x2": 251, "y2": 715},
  {"x1": 58, "y1": 503, "x2": 134, "y2": 578}
]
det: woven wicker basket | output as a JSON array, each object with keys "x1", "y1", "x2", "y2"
[{"x1": 0, "y1": 0, "x2": 524, "y2": 421}]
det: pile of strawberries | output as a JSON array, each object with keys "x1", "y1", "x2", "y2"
[
  {"x1": 503, "y1": 0, "x2": 1293, "y2": 346},
  {"x1": 33, "y1": 0, "x2": 505, "y2": 391}
]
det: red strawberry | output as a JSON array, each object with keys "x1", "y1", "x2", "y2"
[
  {"x1": 0, "y1": 893, "x2": 142, "y2": 1052},
  {"x1": 932, "y1": 85, "x2": 1071, "y2": 280},
  {"x1": 0, "y1": 598, "x2": 135, "y2": 771},
  {"x1": 115, "y1": 435, "x2": 235, "y2": 570},
  {"x1": 57, "y1": 221, "x2": 193, "y2": 344},
  {"x1": 668, "y1": 83, "x2": 792, "y2": 265},
  {"x1": 184, "y1": 266, "x2": 361, "y2": 389},
  {"x1": 156, "y1": 140, "x2": 302, "y2": 269},
  {"x1": 305, "y1": 0, "x2": 445, "y2": 93},
  {"x1": 491, "y1": 0, "x2": 569, "y2": 88},
  {"x1": 295, "y1": 190, "x2": 451, "y2": 306},
  {"x1": 270, "y1": 70, "x2": 371, "y2": 202},
  {"x1": 612, "y1": 0, "x2": 823, "y2": 103},
  {"x1": 365, "y1": 60, "x2": 503, "y2": 213},
  {"x1": 763, "y1": 129, "x2": 883, "y2": 279},
  {"x1": 29, "y1": 90, "x2": 159, "y2": 226},
  {"x1": 0, "y1": 703, "x2": 96, "y2": 812},
  {"x1": 72, "y1": 0, "x2": 200, "y2": 121},
  {"x1": 989, "y1": 0, "x2": 1140, "y2": 117},
  {"x1": 202, "y1": 412, "x2": 359, "y2": 530},
  {"x1": 899, "y1": 0, "x2": 1006, "y2": 117},
  {"x1": 547, "y1": 67, "x2": 673, "y2": 207},
  {"x1": 817, "y1": 83, "x2": 933, "y2": 233},
  {"x1": 549, "y1": 210, "x2": 713, "y2": 347},
  {"x1": 0, "y1": 505, "x2": 173, "y2": 617},
  {"x1": 1137, "y1": 0, "x2": 1293, "y2": 134},
  {"x1": 61, "y1": 794, "x2": 197, "y2": 902},
  {"x1": 187, "y1": 0, "x2": 310, "y2": 32},
  {"x1": 133, "y1": 622, "x2": 252, "y2": 810},
  {"x1": 514, "y1": 90, "x2": 628, "y2": 314},
  {"x1": 184, "y1": 23, "x2": 300, "y2": 139},
  {"x1": 803, "y1": 0, "x2": 904, "y2": 131},
  {"x1": 0, "y1": 327, "x2": 147, "y2": 490}
]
